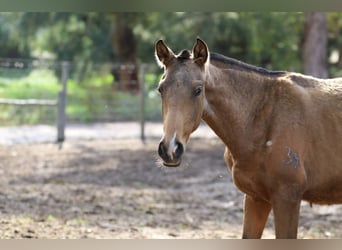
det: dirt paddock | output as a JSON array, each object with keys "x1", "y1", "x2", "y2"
[{"x1": 0, "y1": 138, "x2": 341, "y2": 238}]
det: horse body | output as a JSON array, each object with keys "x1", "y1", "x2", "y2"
[
  {"x1": 204, "y1": 62, "x2": 342, "y2": 204},
  {"x1": 295, "y1": 76, "x2": 342, "y2": 204},
  {"x1": 155, "y1": 38, "x2": 342, "y2": 238}
]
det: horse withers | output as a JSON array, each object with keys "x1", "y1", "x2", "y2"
[{"x1": 155, "y1": 38, "x2": 342, "y2": 238}]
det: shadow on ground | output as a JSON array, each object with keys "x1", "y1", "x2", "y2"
[{"x1": 0, "y1": 138, "x2": 341, "y2": 238}]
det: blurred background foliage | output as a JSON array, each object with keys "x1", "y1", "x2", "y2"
[
  {"x1": 1, "y1": 12, "x2": 342, "y2": 124},
  {"x1": 2, "y1": 12, "x2": 342, "y2": 73}
]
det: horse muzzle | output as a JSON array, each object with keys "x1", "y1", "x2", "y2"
[{"x1": 158, "y1": 140, "x2": 184, "y2": 167}]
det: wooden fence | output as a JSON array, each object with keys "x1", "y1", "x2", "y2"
[
  {"x1": 0, "y1": 60, "x2": 148, "y2": 142},
  {"x1": 0, "y1": 61, "x2": 68, "y2": 142}
]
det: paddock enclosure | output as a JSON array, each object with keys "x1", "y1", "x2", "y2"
[
  {"x1": 0, "y1": 58, "x2": 156, "y2": 141},
  {"x1": 0, "y1": 136, "x2": 341, "y2": 238},
  {"x1": 1, "y1": 58, "x2": 342, "y2": 239}
]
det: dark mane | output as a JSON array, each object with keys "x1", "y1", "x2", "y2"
[
  {"x1": 177, "y1": 50, "x2": 191, "y2": 61},
  {"x1": 210, "y1": 52, "x2": 286, "y2": 77},
  {"x1": 175, "y1": 50, "x2": 286, "y2": 77}
]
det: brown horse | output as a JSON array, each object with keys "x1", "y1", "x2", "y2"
[{"x1": 155, "y1": 38, "x2": 342, "y2": 239}]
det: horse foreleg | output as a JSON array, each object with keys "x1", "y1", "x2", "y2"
[
  {"x1": 242, "y1": 194, "x2": 272, "y2": 239},
  {"x1": 272, "y1": 196, "x2": 301, "y2": 239}
]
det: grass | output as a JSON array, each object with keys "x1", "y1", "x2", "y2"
[
  {"x1": 0, "y1": 68, "x2": 60, "y2": 99},
  {"x1": 0, "y1": 67, "x2": 161, "y2": 125}
]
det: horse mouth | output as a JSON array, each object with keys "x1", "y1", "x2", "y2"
[{"x1": 162, "y1": 161, "x2": 181, "y2": 167}]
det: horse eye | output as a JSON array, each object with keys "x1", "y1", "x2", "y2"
[{"x1": 194, "y1": 86, "x2": 203, "y2": 96}]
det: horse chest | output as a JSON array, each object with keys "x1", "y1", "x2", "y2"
[
  {"x1": 231, "y1": 163, "x2": 269, "y2": 200},
  {"x1": 224, "y1": 148, "x2": 269, "y2": 199}
]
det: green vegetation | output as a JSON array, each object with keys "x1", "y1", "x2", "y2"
[
  {"x1": 0, "y1": 67, "x2": 161, "y2": 125},
  {"x1": 3, "y1": 12, "x2": 341, "y2": 74},
  {"x1": 1, "y1": 12, "x2": 342, "y2": 125}
]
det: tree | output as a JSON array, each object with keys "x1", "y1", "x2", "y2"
[
  {"x1": 110, "y1": 13, "x2": 140, "y2": 92},
  {"x1": 110, "y1": 13, "x2": 137, "y2": 64},
  {"x1": 0, "y1": 12, "x2": 310, "y2": 77},
  {"x1": 0, "y1": 13, "x2": 31, "y2": 58},
  {"x1": 302, "y1": 12, "x2": 328, "y2": 78}
]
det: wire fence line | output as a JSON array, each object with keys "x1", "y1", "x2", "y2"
[
  {"x1": 0, "y1": 57, "x2": 161, "y2": 142},
  {"x1": 0, "y1": 98, "x2": 57, "y2": 106},
  {"x1": 0, "y1": 57, "x2": 140, "y2": 70}
]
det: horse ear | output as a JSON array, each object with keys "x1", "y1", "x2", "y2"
[
  {"x1": 155, "y1": 40, "x2": 175, "y2": 68},
  {"x1": 192, "y1": 38, "x2": 209, "y2": 68}
]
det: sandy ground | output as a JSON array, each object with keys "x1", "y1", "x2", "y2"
[
  {"x1": 0, "y1": 135, "x2": 341, "y2": 239},
  {"x1": 0, "y1": 122, "x2": 216, "y2": 145}
]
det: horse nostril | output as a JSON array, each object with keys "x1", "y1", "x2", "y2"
[
  {"x1": 174, "y1": 141, "x2": 184, "y2": 159},
  {"x1": 158, "y1": 140, "x2": 184, "y2": 165},
  {"x1": 158, "y1": 141, "x2": 167, "y2": 159}
]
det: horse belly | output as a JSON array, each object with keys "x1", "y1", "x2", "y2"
[
  {"x1": 303, "y1": 155, "x2": 342, "y2": 204},
  {"x1": 302, "y1": 116, "x2": 342, "y2": 204},
  {"x1": 303, "y1": 184, "x2": 342, "y2": 204}
]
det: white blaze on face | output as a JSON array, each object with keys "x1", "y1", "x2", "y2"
[{"x1": 168, "y1": 132, "x2": 177, "y2": 159}]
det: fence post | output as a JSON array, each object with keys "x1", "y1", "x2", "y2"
[
  {"x1": 139, "y1": 64, "x2": 146, "y2": 141},
  {"x1": 57, "y1": 61, "x2": 69, "y2": 142}
]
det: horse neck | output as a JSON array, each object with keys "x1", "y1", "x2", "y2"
[{"x1": 202, "y1": 64, "x2": 275, "y2": 157}]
